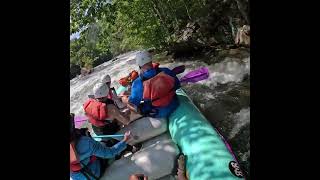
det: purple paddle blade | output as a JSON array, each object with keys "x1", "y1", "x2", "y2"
[
  {"x1": 172, "y1": 65, "x2": 186, "y2": 75},
  {"x1": 74, "y1": 115, "x2": 88, "y2": 128},
  {"x1": 180, "y1": 67, "x2": 209, "y2": 83}
]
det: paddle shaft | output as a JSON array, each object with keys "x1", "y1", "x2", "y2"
[
  {"x1": 92, "y1": 134, "x2": 124, "y2": 138},
  {"x1": 75, "y1": 119, "x2": 88, "y2": 122}
]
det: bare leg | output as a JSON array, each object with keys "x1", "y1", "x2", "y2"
[
  {"x1": 129, "y1": 110, "x2": 143, "y2": 121},
  {"x1": 177, "y1": 155, "x2": 188, "y2": 180},
  {"x1": 121, "y1": 95, "x2": 143, "y2": 121},
  {"x1": 107, "y1": 104, "x2": 130, "y2": 125}
]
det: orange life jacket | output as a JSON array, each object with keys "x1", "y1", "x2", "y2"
[
  {"x1": 130, "y1": 70, "x2": 139, "y2": 81},
  {"x1": 83, "y1": 99, "x2": 108, "y2": 127},
  {"x1": 119, "y1": 77, "x2": 129, "y2": 86},
  {"x1": 142, "y1": 70, "x2": 176, "y2": 107},
  {"x1": 70, "y1": 142, "x2": 97, "y2": 172},
  {"x1": 118, "y1": 70, "x2": 139, "y2": 86}
]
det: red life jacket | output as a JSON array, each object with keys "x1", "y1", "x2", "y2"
[
  {"x1": 142, "y1": 70, "x2": 176, "y2": 107},
  {"x1": 83, "y1": 99, "x2": 108, "y2": 127},
  {"x1": 70, "y1": 142, "x2": 97, "y2": 172}
]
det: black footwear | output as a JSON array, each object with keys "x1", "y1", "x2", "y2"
[
  {"x1": 131, "y1": 143, "x2": 142, "y2": 153},
  {"x1": 115, "y1": 154, "x2": 121, "y2": 160}
]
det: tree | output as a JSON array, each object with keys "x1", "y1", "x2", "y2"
[{"x1": 70, "y1": 0, "x2": 249, "y2": 61}]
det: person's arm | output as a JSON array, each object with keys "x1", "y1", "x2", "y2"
[
  {"x1": 121, "y1": 94, "x2": 138, "y2": 112},
  {"x1": 127, "y1": 101, "x2": 138, "y2": 112},
  {"x1": 89, "y1": 131, "x2": 131, "y2": 159},
  {"x1": 128, "y1": 78, "x2": 143, "y2": 109},
  {"x1": 119, "y1": 90, "x2": 130, "y2": 96}
]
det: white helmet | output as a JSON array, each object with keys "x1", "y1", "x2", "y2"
[
  {"x1": 100, "y1": 74, "x2": 111, "y2": 84},
  {"x1": 135, "y1": 51, "x2": 152, "y2": 67},
  {"x1": 93, "y1": 82, "x2": 110, "y2": 99}
]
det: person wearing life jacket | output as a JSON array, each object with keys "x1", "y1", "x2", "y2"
[
  {"x1": 83, "y1": 82, "x2": 131, "y2": 137},
  {"x1": 121, "y1": 50, "x2": 180, "y2": 118},
  {"x1": 99, "y1": 73, "x2": 128, "y2": 110},
  {"x1": 99, "y1": 73, "x2": 142, "y2": 122},
  {"x1": 100, "y1": 74, "x2": 114, "y2": 99},
  {"x1": 119, "y1": 62, "x2": 157, "y2": 88},
  {"x1": 119, "y1": 63, "x2": 185, "y2": 90},
  {"x1": 70, "y1": 113, "x2": 132, "y2": 180}
]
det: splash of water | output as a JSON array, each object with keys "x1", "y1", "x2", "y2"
[{"x1": 229, "y1": 108, "x2": 250, "y2": 139}]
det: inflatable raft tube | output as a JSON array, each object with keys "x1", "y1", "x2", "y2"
[
  {"x1": 88, "y1": 116, "x2": 167, "y2": 145},
  {"x1": 115, "y1": 117, "x2": 167, "y2": 145},
  {"x1": 114, "y1": 85, "x2": 168, "y2": 145},
  {"x1": 168, "y1": 89, "x2": 245, "y2": 180},
  {"x1": 100, "y1": 133, "x2": 180, "y2": 180},
  {"x1": 157, "y1": 175, "x2": 176, "y2": 180}
]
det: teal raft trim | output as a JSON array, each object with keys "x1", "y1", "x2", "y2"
[
  {"x1": 168, "y1": 89, "x2": 243, "y2": 180},
  {"x1": 92, "y1": 134, "x2": 124, "y2": 139},
  {"x1": 115, "y1": 85, "x2": 245, "y2": 179}
]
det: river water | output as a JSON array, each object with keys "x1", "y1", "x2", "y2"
[{"x1": 70, "y1": 49, "x2": 250, "y2": 178}]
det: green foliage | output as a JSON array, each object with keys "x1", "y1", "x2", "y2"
[{"x1": 70, "y1": 0, "x2": 248, "y2": 70}]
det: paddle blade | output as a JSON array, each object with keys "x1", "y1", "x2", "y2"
[
  {"x1": 180, "y1": 67, "x2": 209, "y2": 83},
  {"x1": 74, "y1": 115, "x2": 87, "y2": 128},
  {"x1": 172, "y1": 65, "x2": 186, "y2": 75}
]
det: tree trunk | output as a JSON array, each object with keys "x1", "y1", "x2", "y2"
[
  {"x1": 228, "y1": 16, "x2": 236, "y2": 40},
  {"x1": 182, "y1": 0, "x2": 192, "y2": 20},
  {"x1": 157, "y1": 0, "x2": 174, "y2": 29},
  {"x1": 166, "y1": 0, "x2": 179, "y2": 28},
  {"x1": 235, "y1": 0, "x2": 249, "y2": 24},
  {"x1": 197, "y1": 0, "x2": 205, "y2": 8},
  {"x1": 149, "y1": 0, "x2": 173, "y2": 43},
  {"x1": 150, "y1": 0, "x2": 166, "y2": 25}
]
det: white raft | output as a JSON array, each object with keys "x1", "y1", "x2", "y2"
[{"x1": 100, "y1": 133, "x2": 180, "y2": 180}]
